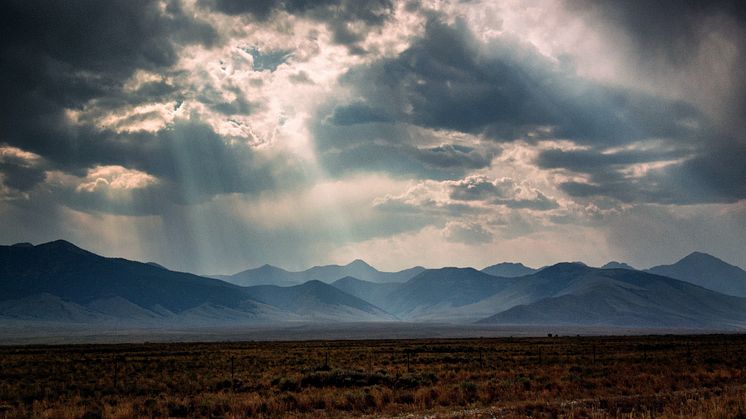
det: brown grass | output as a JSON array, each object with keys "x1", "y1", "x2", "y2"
[{"x1": 1, "y1": 334, "x2": 746, "y2": 417}]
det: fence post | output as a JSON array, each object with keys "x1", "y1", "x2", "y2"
[
  {"x1": 114, "y1": 356, "x2": 124, "y2": 391},
  {"x1": 593, "y1": 344, "x2": 596, "y2": 364}
]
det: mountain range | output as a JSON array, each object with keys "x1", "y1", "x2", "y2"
[
  {"x1": 0, "y1": 241, "x2": 391, "y2": 324},
  {"x1": 479, "y1": 264, "x2": 746, "y2": 328},
  {"x1": 2, "y1": 240, "x2": 746, "y2": 331},
  {"x1": 216, "y1": 260, "x2": 425, "y2": 286}
]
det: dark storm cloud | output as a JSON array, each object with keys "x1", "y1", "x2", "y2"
[
  {"x1": 580, "y1": 0, "x2": 746, "y2": 130},
  {"x1": 313, "y1": 15, "x2": 709, "y2": 183},
  {"x1": 327, "y1": 103, "x2": 393, "y2": 125},
  {"x1": 57, "y1": 121, "x2": 303, "y2": 215},
  {"x1": 201, "y1": 0, "x2": 395, "y2": 50},
  {"x1": 557, "y1": 0, "x2": 746, "y2": 204},
  {"x1": 0, "y1": 162, "x2": 47, "y2": 192},
  {"x1": 319, "y1": 12, "x2": 745, "y2": 204},
  {"x1": 571, "y1": 0, "x2": 746, "y2": 67},
  {"x1": 0, "y1": 0, "x2": 303, "y2": 213},
  {"x1": 325, "y1": 17, "x2": 705, "y2": 145},
  {"x1": 0, "y1": 119, "x2": 301, "y2": 216},
  {"x1": 417, "y1": 144, "x2": 493, "y2": 170},
  {"x1": 551, "y1": 144, "x2": 746, "y2": 205},
  {"x1": 536, "y1": 147, "x2": 693, "y2": 172},
  {"x1": 320, "y1": 141, "x2": 497, "y2": 180},
  {"x1": 0, "y1": 0, "x2": 220, "y2": 193},
  {"x1": 674, "y1": 140, "x2": 746, "y2": 201},
  {"x1": 0, "y1": 0, "x2": 216, "y2": 105},
  {"x1": 537, "y1": 136, "x2": 745, "y2": 205}
]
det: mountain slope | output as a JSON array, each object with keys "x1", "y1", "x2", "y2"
[
  {"x1": 441, "y1": 263, "x2": 591, "y2": 321},
  {"x1": 331, "y1": 276, "x2": 402, "y2": 309},
  {"x1": 221, "y1": 260, "x2": 424, "y2": 286},
  {"x1": 215, "y1": 264, "x2": 300, "y2": 287},
  {"x1": 381, "y1": 268, "x2": 516, "y2": 320},
  {"x1": 646, "y1": 252, "x2": 746, "y2": 297},
  {"x1": 481, "y1": 262, "x2": 537, "y2": 278},
  {"x1": 479, "y1": 265, "x2": 746, "y2": 328},
  {"x1": 243, "y1": 280, "x2": 395, "y2": 321},
  {"x1": 0, "y1": 241, "x2": 282, "y2": 324}
]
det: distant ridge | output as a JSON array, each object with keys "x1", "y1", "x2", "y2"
[
  {"x1": 0, "y1": 240, "x2": 265, "y2": 322},
  {"x1": 0, "y1": 241, "x2": 394, "y2": 325},
  {"x1": 601, "y1": 261, "x2": 636, "y2": 270},
  {"x1": 482, "y1": 262, "x2": 536, "y2": 278},
  {"x1": 219, "y1": 260, "x2": 425, "y2": 286},
  {"x1": 646, "y1": 252, "x2": 746, "y2": 297},
  {"x1": 3, "y1": 240, "x2": 746, "y2": 330},
  {"x1": 478, "y1": 264, "x2": 746, "y2": 328},
  {"x1": 244, "y1": 280, "x2": 395, "y2": 321},
  {"x1": 331, "y1": 276, "x2": 402, "y2": 309},
  {"x1": 330, "y1": 269, "x2": 516, "y2": 322}
]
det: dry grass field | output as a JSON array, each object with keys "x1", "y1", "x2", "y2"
[{"x1": 1, "y1": 334, "x2": 746, "y2": 418}]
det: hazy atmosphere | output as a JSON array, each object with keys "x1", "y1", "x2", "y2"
[{"x1": 1, "y1": 0, "x2": 744, "y2": 274}]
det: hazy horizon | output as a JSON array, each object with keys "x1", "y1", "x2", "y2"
[{"x1": 1, "y1": 0, "x2": 744, "y2": 274}]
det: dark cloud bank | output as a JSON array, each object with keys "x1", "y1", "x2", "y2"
[
  {"x1": 0, "y1": 0, "x2": 743, "y2": 271},
  {"x1": 319, "y1": 6, "x2": 745, "y2": 204}
]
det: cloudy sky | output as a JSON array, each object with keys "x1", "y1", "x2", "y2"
[{"x1": 1, "y1": 0, "x2": 744, "y2": 274}]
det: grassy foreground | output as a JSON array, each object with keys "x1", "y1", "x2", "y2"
[{"x1": 1, "y1": 334, "x2": 746, "y2": 418}]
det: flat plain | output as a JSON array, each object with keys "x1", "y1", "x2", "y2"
[{"x1": 2, "y1": 335, "x2": 746, "y2": 418}]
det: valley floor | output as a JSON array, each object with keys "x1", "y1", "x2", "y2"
[
  {"x1": 0, "y1": 322, "x2": 736, "y2": 345},
  {"x1": 1, "y1": 334, "x2": 746, "y2": 417}
]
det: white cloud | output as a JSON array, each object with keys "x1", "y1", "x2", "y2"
[{"x1": 76, "y1": 165, "x2": 159, "y2": 193}]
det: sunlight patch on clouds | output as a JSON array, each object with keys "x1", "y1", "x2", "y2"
[
  {"x1": 618, "y1": 160, "x2": 687, "y2": 180},
  {"x1": 0, "y1": 146, "x2": 42, "y2": 165},
  {"x1": 99, "y1": 102, "x2": 178, "y2": 133},
  {"x1": 76, "y1": 166, "x2": 158, "y2": 193}
]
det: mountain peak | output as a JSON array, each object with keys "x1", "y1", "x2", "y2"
[
  {"x1": 482, "y1": 262, "x2": 537, "y2": 278},
  {"x1": 299, "y1": 279, "x2": 326, "y2": 287},
  {"x1": 42, "y1": 239, "x2": 74, "y2": 246},
  {"x1": 538, "y1": 262, "x2": 590, "y2": 276},
  {"x1": 146, "y1": 261, "x2": 167, "y2": 270},
  {"x1": 11, "y1": 242, "x2": 34, "y2": 247},
  {"x1": 346, "y1": 259, "x2": 373, "y2": 268},
  {"x1": 601, "y1": 261, "x2": 636, "y2": 270},
  {"x1": 647, "y1": 251, "x2": 746, "y2": 297},
  {"x1": 681, "y1": 251, "x2": 720, "y2": 262},
  {"x1": 38, "y1": 239, "x2": 84, "y2": 251}
]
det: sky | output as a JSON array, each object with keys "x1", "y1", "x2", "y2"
[{"x1": 1, "y1": 0, "x2": 744, "y2": 274}]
